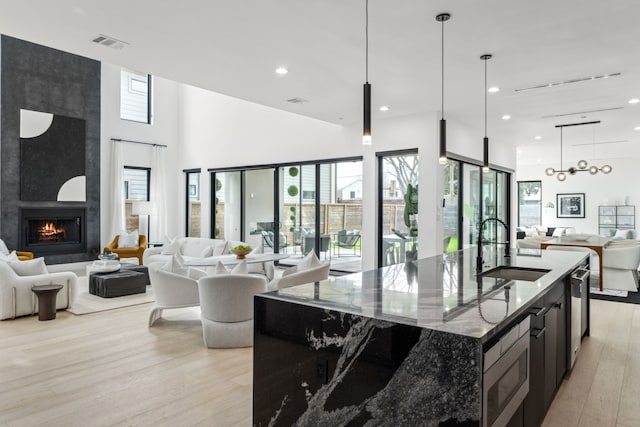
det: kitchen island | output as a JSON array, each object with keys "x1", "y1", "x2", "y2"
[{"x1": 253, "y1": 248, "x2": 589, "y2": 426}]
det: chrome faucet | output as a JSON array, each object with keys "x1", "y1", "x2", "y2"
[{"x1": 476, "y1": 217, "x2": 510, "y2": 273}]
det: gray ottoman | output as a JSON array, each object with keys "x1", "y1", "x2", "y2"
[
  {"x1": 89, "y1": 270, "x2": 147, "y2": 298},
  {"x1": 120, "y1": 264, "x2": 150, "y2": 286}
]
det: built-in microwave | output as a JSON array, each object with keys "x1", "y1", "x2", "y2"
[{"x1": 483, "y1": 316, "x2": 530, "y2": 427}]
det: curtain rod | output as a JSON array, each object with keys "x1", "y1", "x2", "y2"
[{"x1": 110, "y1": 138, "x2": 167, "y2": 148}]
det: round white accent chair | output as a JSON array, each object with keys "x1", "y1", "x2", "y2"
[
  {"x1": 147, "y1": 262, "x2": 204, "y2": 327},
  {"x1": 197, "y1": 274, "x2": 267, "y2": 348}
]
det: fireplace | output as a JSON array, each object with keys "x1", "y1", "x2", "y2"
[{"x1": 20, "y1": 208, "x2": 86, "y2": 255}]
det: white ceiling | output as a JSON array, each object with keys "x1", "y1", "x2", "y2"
[{"x1": 2, "y1": 0, "x2": 640, "y2": 166}]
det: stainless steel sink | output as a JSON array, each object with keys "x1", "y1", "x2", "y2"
[{"x1": 478, "y1": 266, "x2": 550, "y2": 282}]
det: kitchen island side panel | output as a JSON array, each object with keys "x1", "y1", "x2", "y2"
[{"x1": 253, "y1": 297, "x2": 482, "y2": 426}]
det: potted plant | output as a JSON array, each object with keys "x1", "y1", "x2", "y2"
[{"x1": 403, "y1": 183, "x2": 418, "y2": 261}]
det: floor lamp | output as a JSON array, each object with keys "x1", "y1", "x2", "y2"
[{"x1": 132, "y1": 200, "x2": 157, "y2": 242}]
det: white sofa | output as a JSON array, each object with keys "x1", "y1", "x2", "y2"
[
  {"x1": 143, "y1": 237, "x2": 274, "y2": 280},
  {"x1": 602, "y1": 244, "x2": 640, "y2": 292},
  {"x1": 0, "y1": 261, "x2": 78, "y2": 320}
]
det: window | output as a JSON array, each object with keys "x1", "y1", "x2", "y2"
[
  {"x1": 124, "y1": 167, "x2": 150, "y2": 231},
  {"x1": 120, "y1": 70, "x2": 152, "y2": 124},
  {"x1": 518, "y1": 181, "x2": 542, "y2": 227},
  {"x1": 185, "y1": 170, "x2": 201, "y2": 237}
]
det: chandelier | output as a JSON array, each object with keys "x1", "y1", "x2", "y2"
[{"x1": 544, "y1": 120, "x2": 612, "y2": 181}]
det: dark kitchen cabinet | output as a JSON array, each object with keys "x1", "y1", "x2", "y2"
[{"x1": 522, "y1": 280, "x2": 568, "y2": 427}]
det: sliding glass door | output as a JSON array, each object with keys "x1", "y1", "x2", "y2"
[
  {"x1": 210, "y1": 156, "x2": 362, "y2": 272},
  {"x1": 377, "y1": 150, "x2": 419, "y2": 267}
]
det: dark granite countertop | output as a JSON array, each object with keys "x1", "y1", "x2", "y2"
[{"x1": 259, "y1": 247, "x2": 588, "y2": 341}]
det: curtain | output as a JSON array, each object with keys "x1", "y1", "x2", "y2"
[
  {"x1": 150, "y1": 145, "x2": 168, "y2": 243},
  {"x1": 109, "y1": 141, "x2": 125, "y2": 238}
]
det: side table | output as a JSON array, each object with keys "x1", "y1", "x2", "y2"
[{"x1": 31, "y1": 284, "x2": 63, "y2": 321}]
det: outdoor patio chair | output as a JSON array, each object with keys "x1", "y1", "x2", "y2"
[
  {"x1": 332, "y1": 230, "x2": 361, "y2": 257},
  {"x1": 261, "y1": 231, "x2": 288, "y2": 253}
]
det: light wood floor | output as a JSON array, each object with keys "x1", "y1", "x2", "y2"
[{"x1": 0, "y1": 298, "x2": 637, "y2": 426}]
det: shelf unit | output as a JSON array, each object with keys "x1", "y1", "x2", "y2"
[{"x1": 598, "y1": 205, "x2": 635, "y2": 236}]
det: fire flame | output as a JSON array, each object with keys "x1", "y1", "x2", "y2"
[{"x1": 37, "y1": 222, "x2": 66, "y2": 240}]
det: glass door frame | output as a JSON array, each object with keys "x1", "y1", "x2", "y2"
[
  {"x1": 376, "y1": 148, "x2": 419, "y2": 268},
  {"x1": 444, "y1": 154, "x2": 513, "y2": 252},
  {"x1": 183, "y1": 168, "x2": 201, "y2": 237}
]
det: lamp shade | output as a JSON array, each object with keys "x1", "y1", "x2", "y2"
[{"x1": 132, "y1": 200, "x2": 157, "y2": 216}]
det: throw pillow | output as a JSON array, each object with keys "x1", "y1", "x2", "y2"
[
  {"x1": 281, "y1": 265, "x2": 298, "y2": 278},
  {"x1": 199, "y1": 245, "x2": 213, "y2": 258},
  {"x1": 551, "y1": 227, "x2": 565, "y2": 237},
  {"x1": 0, "y1": 238, "x2": 9, "y2": 256},
  {"x1": 172, "y1": 253, "x2": 189, "y2": 276},
  {"x1": 118, "y1": 230, "x2": 139, "y2": 248},
  {"x1": 214, "y1": 260, "x2": 228, "y2": 275},
  {"x1": 211, "y1": 241, "x2": 228, "y2": 256},
  {"x1": 0, "y1": 251, "x2": 19, "y2": 262},
  {"x1": 161, "y1": 237, "x2": 181, "y2": 255},
  {"x1": 247, "y1": 246, "x2": 265, "y2": 275},
  {"x1": 613, "y1": 229, "x2": 631, "y2": 240},
  {"x1": 298, "y1": 250, "x2": 320, "y2": 271},
  {"x1": 8, "y1": 257, "x2": 48, "y2": 276},
  {"x1": 230, "y1": 259, "x2": 248, "y2": 275}
]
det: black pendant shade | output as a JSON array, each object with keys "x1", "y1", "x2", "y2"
[
  {"x1": 439, "y1": 118, "x2": 447, "y2": 163},
  {"x1": 363, "y1": 82, "x2": 371, "y2": 145}
]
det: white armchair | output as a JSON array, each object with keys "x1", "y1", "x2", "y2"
[
  {"x1": 197, "y1": 274, "x2": 267, "y2": 348},
  {"x1": 273, "y1": 260, "x2": 331, "y2": 290},
  {"x1": 0, "y1": 261, "x2": 77, "y2": 320},
  {"x1": 602, "y1": 245, "x2": 640, "y2": 292},
  {"x1": 147, "y1": 262, "x2": 205, "y2": 326}
]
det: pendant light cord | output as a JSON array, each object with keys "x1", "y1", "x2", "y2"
[
  {"x1": 560, "y1": 127, "x2": 563, "y2": 170},
  {"x1": 365, "y1": 0, "x2": 369, "y2": 83},
  {"x1": 441, "y1": 18, "x2": 444, "y2": 119}
]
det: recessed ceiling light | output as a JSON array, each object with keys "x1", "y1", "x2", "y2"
[
  {"x1": 534, "y1": 135, "x2": 542, "y2": 140},
  {"x1": 634, "y1": 126, "x2": 640, "y2": 131},
  {"x1": 629, "y1": 98, "x2": 640, "y2": 104},
  {"x1": 502, "y1": 114, "x2": 511, "y2": 120},
  {"x1": 379, "y1": 105, "x2": 389, "y2": 112},
  {"x1": 275, "y1": 67, "x2": 288, "y2": 75},
  {"x1": 488, "y1": 86, "x2": 500, "y2": 93}
]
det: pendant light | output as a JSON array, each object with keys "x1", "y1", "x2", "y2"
[
  {"x1": 362, "y1": 0, "x2": 372, "y2": 145},
  {"x1": 544, "y1": 121, "x2": 612, "y2": 181},
  {"x1": 480, "y1": 54, "x2": 492, "y2": 173},
  {"x1": 436, "y1": 13, "x2": 450, "y2": 164}
]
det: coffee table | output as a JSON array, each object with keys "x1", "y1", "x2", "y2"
[{"x1": 31, "y1": 284, "x2": 63, "y2": 321}]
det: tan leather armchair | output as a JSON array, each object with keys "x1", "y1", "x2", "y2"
[
  {"x1": 104, "y1": 234, "x2": 147, "y2": 265},
  {"x1": 13, "y1": 251, "x2": 34, "y2": 261}
]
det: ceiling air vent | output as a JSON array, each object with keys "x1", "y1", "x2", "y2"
[
  {"x1": 92, "y1": 34, "x2": 129, "y2": 50},
  {"x1": 287, "y1": 98, "x2": 309, "y2": 104},
  {"x1": 515, "y1": 72, "x2": 621, "y2": 93}
]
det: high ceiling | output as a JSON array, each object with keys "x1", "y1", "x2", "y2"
[{"x1": 1, "y1": 0, "x2": 640, "y2": 165}]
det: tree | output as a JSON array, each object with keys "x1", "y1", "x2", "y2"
[{"x1": 383, "y1": 156, "x2": 418, "y2": 196}]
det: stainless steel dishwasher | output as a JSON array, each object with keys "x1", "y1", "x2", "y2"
[{"x1": 570, "y1": 266, "x2": 590, "y2": 368}]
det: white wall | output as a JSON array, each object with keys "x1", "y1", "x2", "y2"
[
  {"x1": 100, "y1": 63, "x2": 180, "y2": 246},
  {"x1": 176, "y1": 84, "x2": 350, "y2": 240},
  {"x1": 517, "y1": 158, "x2": 636, "y2": 234}
]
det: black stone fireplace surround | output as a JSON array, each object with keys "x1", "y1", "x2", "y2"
[{"x1": 0, "y1": 35, "x2": 101, "y2": 264}]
